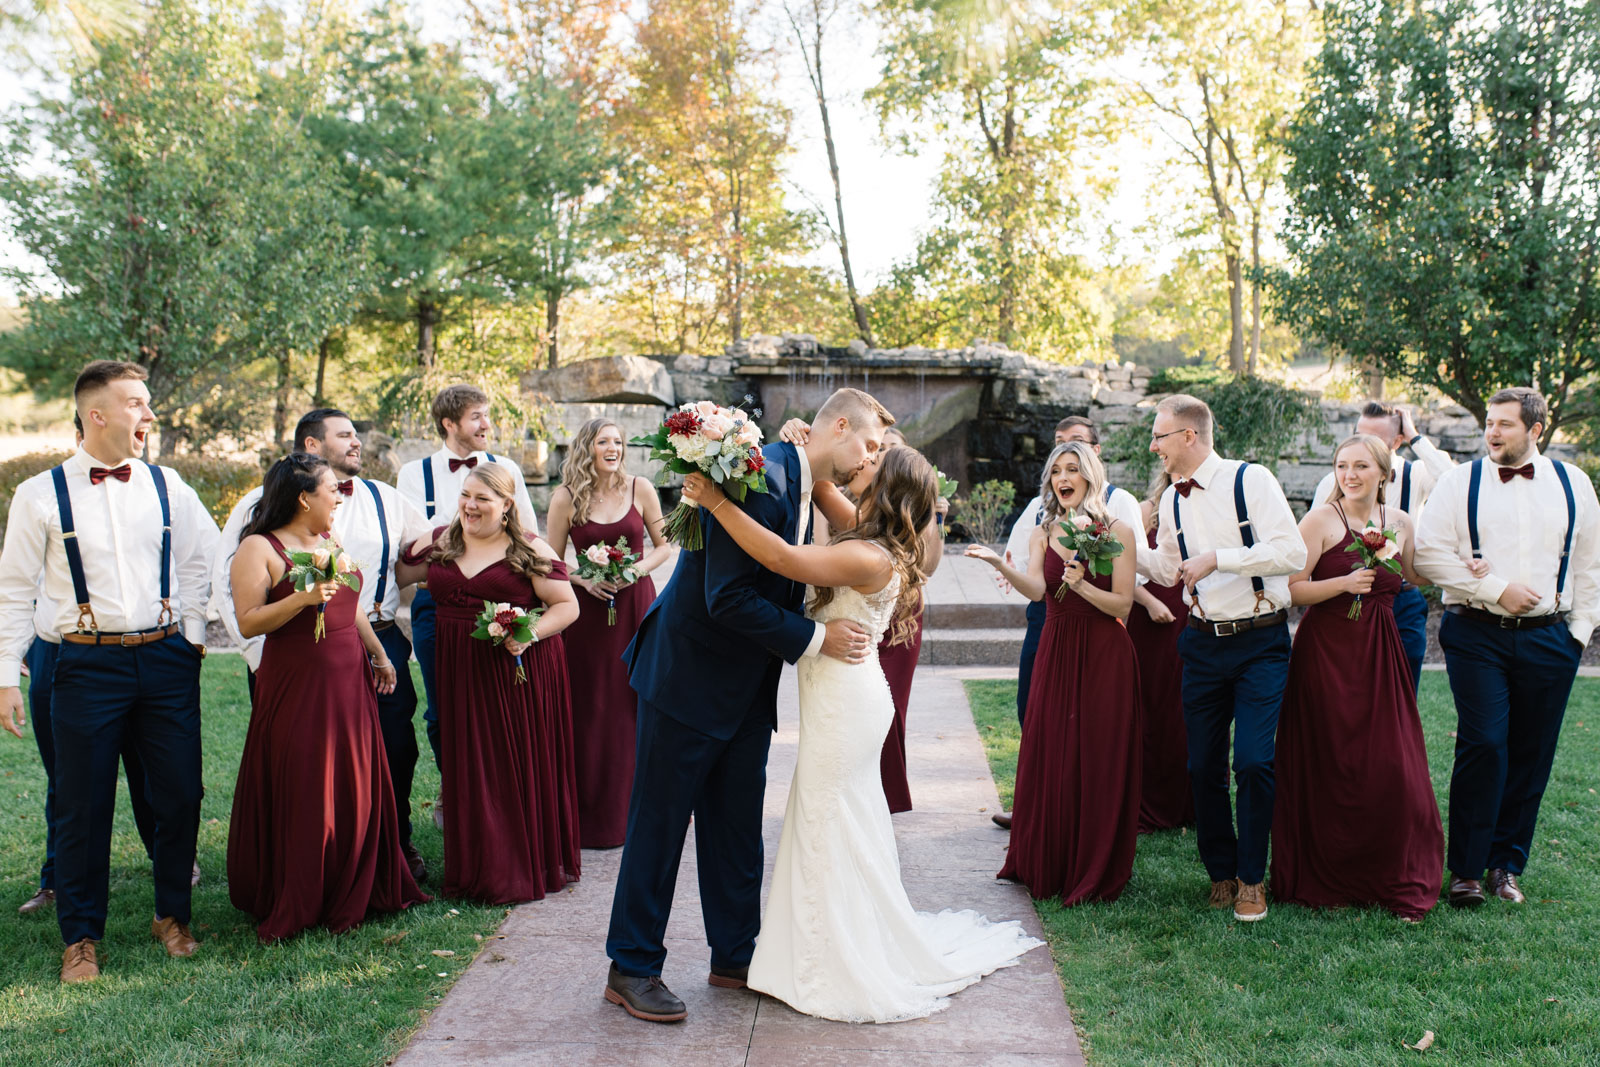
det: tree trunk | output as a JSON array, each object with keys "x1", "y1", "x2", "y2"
[
  {"x1": 1225, "y1": 248, "x2": 1246, "y2": 376},
  {"x1": 1366, "y1": 363, "x2": 1385, "y2": 398},
  {"x1": 546, "y1": 292, "x2": 561, "y2": 370},
  {"x1": 314, "y1": 334, "x2": 332, "y2": 406},
  {"x1": 1248, "y1": 211, "x2": 1263, "y2": 376},
  {"x1": 273, "y1": 350, "x2": 292, "y2": 450},
  {"x1": 417, "y1": 297, "x2": 438, "y2": 371}
]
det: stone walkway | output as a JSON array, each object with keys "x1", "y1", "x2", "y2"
[{"x1": 395, "y1": 665, "x2": 1081, "y2": 1066}]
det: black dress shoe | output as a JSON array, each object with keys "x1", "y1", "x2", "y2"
[
  {"x1": 991, "y1": 812, "x2": 1012, "y2": 830},
  {"x1": 605, "y1": 963, "x2": 687, "y2": 1022},
  {"x1": 1485, "y1": 868, "x2": 1526, "y2": 904},
  {"x1": 403, "y1": 843, "x2": 427, "y2": 883},
  {"x1": 708, "y1": 964, "x2": 748, "y2": 989},
  {"x1": 1448, "y1": 876, "x2": 1485, "y2": 908},
  {"x1": 17, "y1": 888, "x2": 54, "y2": 915}
]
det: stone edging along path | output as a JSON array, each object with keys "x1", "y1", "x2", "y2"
[{"x1": 394, "y1": 665, "x2": 1082, "y2": 1066}]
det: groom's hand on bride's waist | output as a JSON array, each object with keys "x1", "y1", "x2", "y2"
[{"x1": 821, "y1": 618, "x2": 871, "y2": 664}]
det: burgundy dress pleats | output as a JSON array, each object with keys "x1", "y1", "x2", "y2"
[
  {"x1": 877, "y1": 610, "x2": 923, "y2": 814},
  {"x1": 1127, "y1": 527, "x2": 1194, "y2": 832}
]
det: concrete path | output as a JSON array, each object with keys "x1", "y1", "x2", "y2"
[{"x1": 395, "y1": 665, "x2": 1082, "y2": 1066}]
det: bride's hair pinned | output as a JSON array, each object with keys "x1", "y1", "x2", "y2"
[{"x1": 811, "y1": 445, "x2": 935, "y2": 647}]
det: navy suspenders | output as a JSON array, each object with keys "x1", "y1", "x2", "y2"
[
  {"x1": 1466, "y1": 457, "x2": 1578, "y2": 610},
  {"x1": 1104, "y1": 484, "x2": 1115, "y2": 503},
  {"x1": 1398, "y1": 460, "x2": 1412, "y2": 514},
  {"x1": 49, "y1": 461, "x2": 173, "y2": 634},
  {"x1": 362, "y1": 479, "x2": 391, "y2": 617},
  {"x1": 1171, "y1": 462, "x2": 1267, "y2": 620},
  {"x1": 417, "y1": 452, "x2": 499, "y2": 520}
]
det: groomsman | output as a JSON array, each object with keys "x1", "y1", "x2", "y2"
[
  {"x1": 1138, "y1": 394, "x2": 1306, "y2": 922},
  {"x1": 0, "y1": 361, "x2": 219, "y2": 983},
  {"x1": 1414, "y1": 388, "x2": 1599, "y2": 908},
  {"x1": 1313, "y1": 402, "x2": 1456, "y2": 691},
  {"x1": 396, "y1": 384, "x2": 538, "y2": 788},
  {"x1": 213, "y1": 408, "x2": 432, "y2": 880}
]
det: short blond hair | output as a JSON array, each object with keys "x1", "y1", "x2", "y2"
[
  {"x1": 815, "y1": 387, "x2": 894, "y2": 431},
  {"x1": 1156, "y1": 393, "x2": 1213, "y2": 445}
]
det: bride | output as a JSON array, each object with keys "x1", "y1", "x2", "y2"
[{"x1": 680, "y1": 447, "x2": 1042, "y2": 1024}]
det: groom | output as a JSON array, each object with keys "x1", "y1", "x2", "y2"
[{"x1": 605, "y1": 387, "x2": 894, "y2": 1022}]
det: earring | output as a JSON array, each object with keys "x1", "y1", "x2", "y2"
[{"x1": 301, "y1": 501, "x2": 310, "y2": 512}]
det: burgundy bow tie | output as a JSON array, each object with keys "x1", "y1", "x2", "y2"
[
  {"x1": 89, "y1": 464, "x2": 131, "y2": 486},
  {"x1": 1174, "y1": 478, "x2": 1199, "y2": 498},
  {"x1": 449, "y1": 456, "x2": 478, "y2": 473},
  {"x1": 1499, "y1": 463, "x2": 1535, "y2": 483},
  {"x1": 335, "y1": 479, "x2": 354, "y2": 496}
]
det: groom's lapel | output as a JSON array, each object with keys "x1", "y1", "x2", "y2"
[{"x1": 778, "y1": 442, "x2": 802, "y2": 544}]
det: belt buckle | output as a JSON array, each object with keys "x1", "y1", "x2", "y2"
[
  {"x1": 1499, "y1": 614, "x2": 1519, "y2": 630},
  {"x1": 119, "y1": 632, "x2": 138, "y2": 647},
  {"x1": 1216, "y1": 619, "x2": 1241, "y2": 637}
]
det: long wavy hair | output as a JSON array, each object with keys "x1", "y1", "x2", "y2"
[
  {"x1": 1327, "y1": 433, "x2": 1391, "y2": 506},
  {"x1": 242, "y1": 453, "x2": 329, "y2": 541},
  {"x1": 809, "y1": 446, "x2": 935, "y2": 647},
  {"x1": 1039, "y1": 442, "x2": 1111, "y2": 528},
  {"x1": 561, "y1": 417, "x2": 628, "y2": 526},
  {"x1": 429, "y1": 463, "x2": 552, "y2": 578}
]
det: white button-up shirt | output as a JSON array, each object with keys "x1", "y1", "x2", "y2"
[
  {"x1": 1313, "y1": 435, "x2": 1456, "y2": 519},
  {"x1": 211, "y1": 478, "x2": 433, "y2": 670},
  {"x1": 1413, "y1": 449, "x2": 1600, "y2": 645},
  {"x1": 1138, "y1": 451, "x2": 1307, "y2": 620},
  {"x1": 396, "y1": 449, "x2": 539, "y2": 535},
  {"x1": 1004, "y1": 486, "x2": 1144, "y2": 574},
  {"x1": 0, "y1": 448, "x2": 220, "y2": 687}
]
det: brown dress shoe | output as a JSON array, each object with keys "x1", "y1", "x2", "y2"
[
  {"x1": 1233, "y1": 881, "x2": 1268, "y2": 921},
  {"x1": 1448, "y1": 876, "x2": 1485, "y2": 908},
  {"x1": 707, "y1": 964, "x2": 748, "y2": 989},
  {"x1": 61, "y1": 939, "x2": 99, "y2": 983},
  {"x1": 18, "y1": 888, "x2": 55, "y2": 915},
  {"x1": 1208, "y1": 879, "x2": 1238, "y2": 909},
  {"x1": 403, "y1": 843, "x2": 428, "y2": 883},
  {"x1": 1486, "y1": 869, "x2": 1525, "y2": 904},
  {"x1": 152, "y1": 916, "x2": 199, "y2": 957},
  {"x1": 991, "y1": 812, "x2": 1012, "y2": 830}
]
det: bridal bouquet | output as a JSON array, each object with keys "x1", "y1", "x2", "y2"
[
  {"x1": 285, "y1": 542, "x2": 361, "y2": 641},
  {"x1": 471, "y1": 600, "x2": 542, "y2": 683},
  {"x1": 1054, "y1": 511, "x2": 1123, "y2": 598},
  {"x1": 1344, "y1": 523, "x2": 1401, "y2": 620},
  {"x1": 631, "y1": 399, "x2": 769, "y2": 550},
  {"x1": 576, "y1": 537, "x2": 642, "y2": 625}
]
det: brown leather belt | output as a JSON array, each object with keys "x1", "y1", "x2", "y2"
[
  {"x1": 61, "y1": 623, "x2": 181, "y2": 647},
  {"x1": 1446, "y1": 605, "x2": 1569, "y2": 631},
  {"x1": 370, "y1": 618, "x2": 396, "y2": 632},
  {"x1": 1186, "y1": 608, "x2": 1289, "y2": 637}
]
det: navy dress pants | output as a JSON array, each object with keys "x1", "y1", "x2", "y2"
[
  {"x1": 607, "y1": 697, "x2": 771, "y2": 977},
  {"x1": 1015, "y1": 599, "x2": 1048, "y2": 725},
  {"x1": 373, "y1": 624, "x2": 420, "y2": 848},
  {"x1": 1392, "y1": 585, "x2": 1428, "y2": 695},
  {"x1": 1439, "y1": 611, "x2": 1581, "y2": 878},
  {"x1": 49, "y1": 636, "x2": 202, "y2": 945},
  {"x1": 1177, "y1": 622, "x2": 1291, "y2": 886},
  {"x1": 411, "y1": 587, "x2": 442, "y2": 770},
  {"x1": 26, "y1": 638, "x2": 156, "y2": 893}
]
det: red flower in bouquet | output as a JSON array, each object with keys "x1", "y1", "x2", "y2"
[
  {"x1": 1053, "y1": 510, "x2": 1123, "y2": 599},
  {"x1": 1343, "y1": 523, "x2": 1401, "y2": 619},
  {"x1": 630, "y1": 398, "x2": 771, "y2": 550}
]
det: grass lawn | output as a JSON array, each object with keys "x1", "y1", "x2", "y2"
[
  {"x1": 0, "y1": 656, "x2": 507, "y2": 1067},
  {"x1": 966, "y1": 674, "x2": 1600, "y2": 1066}
]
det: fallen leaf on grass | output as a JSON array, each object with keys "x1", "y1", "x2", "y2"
[
  {"x1": 1546, "y1": 997, "x2": 1560, "y2": 1003},
  {"x1": 1403, "y1": 1030, "x2": 1435, "y2": 1052},
  {"x1": 382, "y1": 931, "x2": 409, "y2": 945},
  {"x1": 431, "y1": 949, "x2": 455, "y2": 957}
]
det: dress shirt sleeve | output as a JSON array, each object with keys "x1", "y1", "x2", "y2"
[
  {"x1": 1313, "y1": 471, "x2": 1336, "y2": 508},
  {"x1": 1213, "y1": 465, "x2": 1307, "y2": 578},
  {"x1": 504, "y1": 459, "x2": 539, "y2": 536},
  {"x1": 169, "y1": 475, "x2": 221, "y2": 645},
  {"x1": 1138, "y1": 490, "x2": 1182, "y2": 586},
  {"x1": 209, "y1": 492, "x2": 265, "y2": 668},
  {"x1": 1561, "y1": 463, "x2": 1600, "y2": 647},
  {"x1": 395, "y1": 458, "x2": 425, "y2": 514},
  {"x1": 1409, "y1": 436, "x2": 1455, "y2": 483},
  {"x1": 395, "y1": 491, "x2": 434, "y2": 547},
  {"x1": 1412, "y1": 466, "x2": 1509, "y2": 606},
  {"x1": 1109, "y1": 489, "x2": 1143, "y2": 539},
  {"x1": 1005, "y1": 498, "x2": 1041, "y2": 571},
  {"x1": 0, "y1": 483, "x2": 48, "y2": 688},
  {"x1": 802, "y1": 622, "x2": 825, "y2": 659}
]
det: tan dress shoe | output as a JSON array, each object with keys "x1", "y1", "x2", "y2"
[
  {"x1": 1233, "y1": 881, "x2": 1268, "y2": 922},
  {"x1": 61, "y1": 939, "x2": 99, "y2": 983},
  {"x1": 152, "y1": 916, "x2": 199, "y2": 957},
  {"x1": 18, "y1": 888, "x2": 55, "y2": 915},
  {"x1": 1486, "y1": 868, "x2": 1526, "y2": 903},
  {"x1": 1208, "y1": 879, "x2": 1238, "y2": 909}
]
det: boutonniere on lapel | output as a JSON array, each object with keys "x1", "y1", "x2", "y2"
[{"x1": 632, "y1": 397, "x2": 771, "y2": 551}]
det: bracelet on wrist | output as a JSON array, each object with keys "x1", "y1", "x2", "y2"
[{"x1": 710, "y1": 498, "x2": 727, "y2": 517}]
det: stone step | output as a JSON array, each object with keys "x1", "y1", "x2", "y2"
[
  {"x1": 923, "y1": 601, "x2": 1028, "y2": 628},
  {"x1": 919, "y1": 627, "x2": 1026, "y2": 667}
]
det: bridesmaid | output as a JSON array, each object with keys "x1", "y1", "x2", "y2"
[
  {"x1": 228, "y1": 453, "x2": 428, "y2": 941},
  {"x1": 1271, "y1": 434, "x2": 1443, "y2": 921},
  {"x1": 1128, "y1": 473, "x2": 1194, "y2": 832},
  {"x1": 397, "y1": 463, "x2": 582, "y2": 904},
  {"x1": 545, "y1": 418, "x2": 673, "y2": 848},
  {"x1": 966, "y1": 442, "x2": 1142, "y2": 904}
]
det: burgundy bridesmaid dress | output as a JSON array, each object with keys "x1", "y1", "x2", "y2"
[
  {"x1": 1127, "y1": 526, "x2": 1194, "y2": 832},
  {"x1": 228, "y1": 534, "x2": 428, "y2": 941},
  {"x1": 999, "y1": 550, "x2": 1142, "y2": 904},
  {"x1": 564, "y1": 498, "x2": 657, "y2": 847},
  {"x1": 1270, "y1": 518, "x2": 1443, "y2": 920},
  {"x1": 429, "y1": 555, "x2": 581, "y2": 903},
  {"x1": 877, "y1": 610, "x2": 923, "y2": 814}
]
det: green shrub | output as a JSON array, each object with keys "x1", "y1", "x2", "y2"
[
  {"x1": 959, "y1": 479, "x2": 1017, "y2": 543},
  {"x1": 0, "y1": 450, "x2": 73, "y2": 539},
  {"x1": 163, "y1": 454, "x2": 262, "y2": 526}
]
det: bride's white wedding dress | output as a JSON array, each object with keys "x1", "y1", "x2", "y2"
[{"x1": 747, "y1": 556, "x2": 1044, "y2": 1023}]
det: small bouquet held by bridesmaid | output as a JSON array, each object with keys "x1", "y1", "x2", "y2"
[
  {"x1": 631, "y1": 399, "x2": 768, "y2": 550},
  {"x1": 471, "y1": 600, "x2": 542, "y2": 683},
  {"x1": 1054, "y1": 511, "x2": 1123, "y2": 599},
  {"x1": 577, "y1": 537, "x2": 642, "y2": 625},
  {"x1": 285, "y1": 543, "x2": 361, "y2": 641},
  {"x1": 935, "y1": 469, "x2": 958, "y2": 537},
  {"x1": 1344, "y1": 523, "x2": 1401, "y2": 620}
]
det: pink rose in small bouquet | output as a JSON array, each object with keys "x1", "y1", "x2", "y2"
[
  {"x1": 1343, "y1": 523, "x2": 1401, "y2": 619},
  {"x1": 285, "y1": 540, "x2": 361, "y2": 641},
  {"x1": 471, "y1": 600, "x2": 542, "y2": 683},
  {"x1": 575, "y1": 537, "x2": 642, "y2": 625},
  {"x1": 1053, "y1": 509, "x2": 1123, "y2": 599},
  {"x1": 630, "y1": 397, "x2": 770, "y2": 550}
]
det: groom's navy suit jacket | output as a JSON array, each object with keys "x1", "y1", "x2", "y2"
[{"x1": 623, "y1": 440, "x2": 815, "y2": 740}]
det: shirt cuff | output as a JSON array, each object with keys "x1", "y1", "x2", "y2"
[
  {"x1": 1569, "y1": 618, "x2": 1593, "y2": 648},
  {"x1": 0, "y1": 656, "x2": 21, "y2": 689},
  {"x1": 803, "y1": 621, "x2": 825, "y2": 659},
  {"x1": 1475, "y1": 575, "x2": 1510, "y2": 607},
  {"x1": 1214, "y1": 547, "x2": 1242, "y2": 574},
  {"x1": 184, "y1": 618, "x2": 207, "y2": 645}
]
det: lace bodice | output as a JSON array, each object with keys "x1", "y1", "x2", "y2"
[{"x1": 805, "y1": 565, "x2": 902, "y2": 648}]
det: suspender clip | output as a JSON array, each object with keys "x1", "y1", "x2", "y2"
[
  {"x1": 75, "y1": 604, "x2": 98, "y2": 634},
  {"x1": 158, "y1": 598, "x2": 174, "y2": 627}
]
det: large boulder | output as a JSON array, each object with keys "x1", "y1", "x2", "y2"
[{"x1": 521, "y1": 355, "x2": 675, "y2": 406}]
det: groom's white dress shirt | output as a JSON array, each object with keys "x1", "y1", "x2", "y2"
[
  {"x1": 396, "y1": 447, "x2": 539, "y2": 535},
  {"x1": 211, "y1": 478, "x2": 432, "y2": 670},
  {"x1": 0, "y1": 447, "x2": 220, "y2": 687},
  {"x1": 794, "y1": 446, "x2": 826, "y2": 659}
]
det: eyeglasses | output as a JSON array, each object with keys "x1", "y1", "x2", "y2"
[{"x1": 1150, "y1": 428, "x2": 1192, "y2": 444}]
